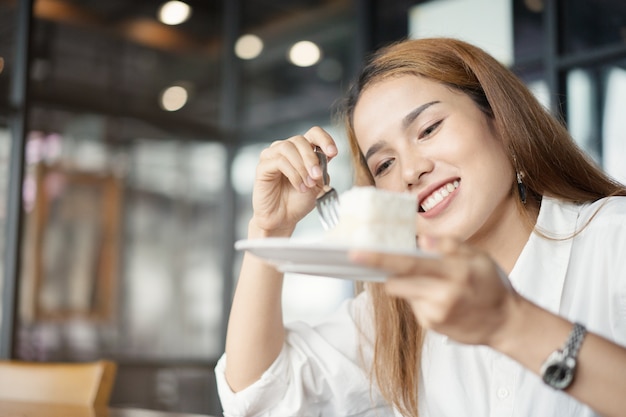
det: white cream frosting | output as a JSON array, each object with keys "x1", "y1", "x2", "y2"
[{"x1": 325, "y1": 186, "x2": 417, "y2": 249}]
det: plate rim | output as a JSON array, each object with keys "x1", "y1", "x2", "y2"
[
  {"x1": 233, "y1": 237, "x2": 431, "y2": 282},
  {"x1": 234, "y1": 237, "x2": 426, "y2": 257}
]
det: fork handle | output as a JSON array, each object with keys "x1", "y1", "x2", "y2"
[{"x1": 314, "y1": 147, "x2": 330, "y2": 186}]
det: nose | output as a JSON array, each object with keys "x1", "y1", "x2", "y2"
[{"x1": 401, "y1": 149, "x2": 433, "y2": 189}]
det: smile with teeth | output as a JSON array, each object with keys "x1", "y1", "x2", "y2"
[{"x1": 420, "y1": 180, "x2": 460, "y2": 212}]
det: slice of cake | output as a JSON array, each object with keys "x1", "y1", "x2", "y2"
[{"x1": 324, "y1": 186, "x2": 417, "y2": 249}]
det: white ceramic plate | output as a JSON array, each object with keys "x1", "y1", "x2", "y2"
[{"x1": 235, "y1": 238, "x2": 431, "y2": 282}]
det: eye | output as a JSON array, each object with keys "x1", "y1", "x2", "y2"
[
  {"x1": 373, "y1": 158, "x2": 394, "y2": 177},
  {"x1": 419, "y1": 120, "x2": 442, "y2": 139}
]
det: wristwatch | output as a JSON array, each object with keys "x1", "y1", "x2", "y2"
[{"x1": 540, "y1": 322, "x2": 587, "y2": 390}]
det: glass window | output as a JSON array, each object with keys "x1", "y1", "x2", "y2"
[
  {"x1": 602, "y1": 66, "x2": 626, "y2": 184},
  {"x1": 409, "y1": 0, "x2": 514, "y2": 66},
  {"x1": 0, "y1": 1, "x2": 15, "y2": 102},
  {"x1": 238, "y1": 1, "x2": 356, "y2": 135},
  {"x1": 513, "y1": 0, "x2": 544, "y2": 63},
  {"x1": 16, "y1": 0, "x2": 230, "y2": 364},
  {"x1": 16, "y1": 112, "x2": 231, "y2": 361},
  {"x1": 562, "y1": 0, "x2": 626, "y2": 54},
  {"x1": 517, "y1": 69, "x2": 551, "y2": 110},
  {"x1": 565, "y1": 62, "x2": 626, "y2": 184},
  {"x1": 121, "y1": 140, "x2": 227, "y2": 359},
  {"x1": 566, "y1": 69, "x2": 601, "y2": 163}
]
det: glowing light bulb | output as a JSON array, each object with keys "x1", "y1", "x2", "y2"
[
  {"x1": 160, "y1": 85, "x2": 188, "y2": 111},
  {"x1": 158, "y1": 1, "x2": 192, "y2": 25},
  {"x1": 235, "y1": 34, "x2": 264, "y2": 60},
  {"x1": 288, "y1": 41, "x2": 321, "y2": 67}
]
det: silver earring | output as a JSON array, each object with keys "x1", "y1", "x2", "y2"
[{"x1": 516, "y1": 171, "x2": 527, "y2": 204}]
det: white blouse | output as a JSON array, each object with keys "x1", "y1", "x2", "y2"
[{"x1": 215, "y1": 197, "x2": 626, "y2": 417}]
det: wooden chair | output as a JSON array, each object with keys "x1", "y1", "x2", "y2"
[{"x1": 0, "y1": 359, "x2": 117, "y2": 406}]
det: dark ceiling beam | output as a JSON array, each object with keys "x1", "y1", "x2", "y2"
[
  {"x1": 28, "y1": 81, "x2": 228, "y2": 141},
  {"x1": 31, "y1": 0, "x2": 353, "y2": 60},
  {"x1": 33, "y1": 0, "x2": 215, "y2": 55}
]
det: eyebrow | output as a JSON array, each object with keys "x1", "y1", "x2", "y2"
[
  {"x1": 364, "y1": 100, "x2": 440, "y2": 162},
  {"x1": 402, "y1": 100, "x2": 440, "y2": 130}
]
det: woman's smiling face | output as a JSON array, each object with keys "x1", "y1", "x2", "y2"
[{"x1": 352, "y1": 75, "x2": 519, "y2": 245}]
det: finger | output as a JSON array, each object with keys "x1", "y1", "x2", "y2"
[
  {"x1": 259, "y1": 141, "x2": 315, "y2": 192},
  {"x1": 418, "y1": 235, "x2": 474, "y2": 257},
  {"x1": 348, "y1": 250, "x2": 447, "y2": 277},
  {"x1": 269, "y1": 135, "x2": 331, "y2": 185},
  {"x1": 384, "y1": 272, "x2": 442, "y2": 297},
  {"x1": 291, "y1": 138, "x2": 326, "y2": 182},
  {"x1": 303, "y1": 126, "x2": 338, "y2": 158}
]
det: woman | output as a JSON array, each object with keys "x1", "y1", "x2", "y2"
[{"x1": 215, "y1": 38, "x2": 626, "y2": 417}]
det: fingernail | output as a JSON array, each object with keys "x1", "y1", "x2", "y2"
[
  {"x1": 326, "y1": 144, "x2": 337, "y2": 155},
  {"x1": 300, "y1": 183, "x2": 308, "y2": 193},
  {"x1": 310, "y1": 165, "x2": 322, "y2": 178},
  {"x1": 306, "y1": 176, "x2": 316, "y2": 187}
]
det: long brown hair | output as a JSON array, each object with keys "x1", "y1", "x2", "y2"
[{"x1": 340, "y1": 37, "x2": 626, "y2": 416}]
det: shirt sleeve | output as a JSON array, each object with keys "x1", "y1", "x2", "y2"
[
  {"x1": 603, "y1": 201, "x2": 626, "y2": 346},
  {"x1": 214, "y1": 291, "x2": 393, "y2": 417},
  {"x1": 573, "y1": 197, "x2": 626, "y2": 346}
]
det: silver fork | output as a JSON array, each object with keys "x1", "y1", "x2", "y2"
[{"x1": 314, "y1": 146, "x2": 340, "y2": 230}]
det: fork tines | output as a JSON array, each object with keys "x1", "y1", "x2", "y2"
[
  {"x1": 314, "y1": 147, "x2": 340, "y2": 230},
  {"x1": 316, "y1": 188, "x2": 340, "y2": 230}
]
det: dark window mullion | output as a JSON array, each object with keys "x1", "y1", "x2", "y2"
[{"x1": 544, "y1": 0, "x2": 567, "y2": 120}]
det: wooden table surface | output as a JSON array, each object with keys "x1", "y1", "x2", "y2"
[{"x1": 0, "y1": 400, "x2": 220, "y2": 417}]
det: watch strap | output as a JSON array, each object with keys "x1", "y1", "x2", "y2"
[{"x1": 563, "y1": 322, "x2": 587, "y2": 359}]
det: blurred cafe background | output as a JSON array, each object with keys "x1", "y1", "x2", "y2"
[{"x1": 1, "y1": 0, "x2": 626, "y2": 415}]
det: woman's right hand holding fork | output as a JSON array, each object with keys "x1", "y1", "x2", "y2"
[{"x1": 251, "y1": 126, "x2": 339, "y2": 238}]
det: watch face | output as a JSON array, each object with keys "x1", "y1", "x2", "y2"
[
  {"x1": 542, "y1": 362, "x2": 574, "y2": 390},
  {"x1": 541, "y1": 324, "x2": 586, "y2": 391}
]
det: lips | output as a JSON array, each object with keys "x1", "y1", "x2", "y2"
[{"x1": 420, "y1": 180, "x2": 459, "y2": 212}]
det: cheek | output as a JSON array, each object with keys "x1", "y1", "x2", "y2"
[
  {"x1": 488, "y1": 151, "x2": 515, "y2": 189},
  {"x1": 466, "y1": 164, "x2": 514, "y2": 211},
  {"x1": 374, "y1": 172, "x2": 405, "y2": 192},
  {"x1": 466, "y1": 135, "x2": 512, "y2": 184}
]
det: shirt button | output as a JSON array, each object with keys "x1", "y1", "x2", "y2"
[{"x1": 497, "y1": 387, "x2": 509, "y2": 399}]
